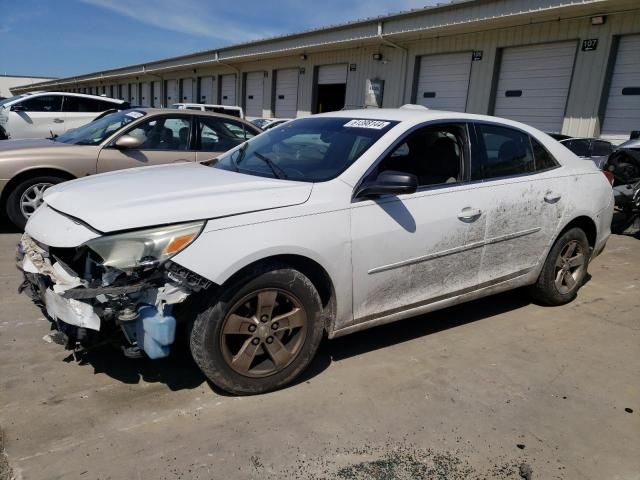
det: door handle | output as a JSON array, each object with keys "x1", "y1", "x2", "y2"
[
  {"x1": 544, "y1": 191, "x2": 562, "y2": 203},
  {"x1": 457, "y1": 207, "x2": 482, "y2": 222},
  {"x1": 53, "y1": 118, "x2": 64, "y2": 123}
]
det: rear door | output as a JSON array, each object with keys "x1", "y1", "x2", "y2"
[
  {"x1": 470, "y1": 122, "x2": 567, "y2": 283},
  {"x1": 8, "y1": 94, "x2": 64, "y2": 139},
  {"x1": 194, "y1": 115, "x2": 259, "y2": 161},
  {"x1": 96, "y1": 113, "x2": 196, "y2": 172}
]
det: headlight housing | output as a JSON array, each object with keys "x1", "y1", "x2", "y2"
[{"x1": 85, "y1": 221, "x2": 204, "y2": 271}]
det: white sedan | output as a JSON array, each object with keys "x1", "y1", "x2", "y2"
[{"x1": 18, "y1": 107, "x2": 613, "y2": 394}]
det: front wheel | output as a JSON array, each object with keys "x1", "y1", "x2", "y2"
[
  {"x1": 529, "y1": 227, "x2": 590, "y2": 305},
  {"x1": 6, "y1": 175, "x2": 67, "y2": 230},
  {"x1": 190, "y1": 265, "x2": 324, "y2": 395}
]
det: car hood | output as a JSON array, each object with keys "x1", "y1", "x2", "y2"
[
  {"x1": 0, "y1": 138, "x2": 60, "y2": 151},
  {"x1": 43, "y1": 162, "x2": 313, "y2": 232}
]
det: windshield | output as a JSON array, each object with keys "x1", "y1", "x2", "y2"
[
  {"x1": 55, "y1": 110, "x2": 146, "y2": 145},
  {"x1": 213, "y1": 117, "x2": 397, "y2": 182}
]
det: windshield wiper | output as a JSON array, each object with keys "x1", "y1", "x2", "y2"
[
  {"x1": 253, "y1": 152, "x2": 288, "y2": 179},
  {"x1": 230, "y1": 142, "x2": 248, "y2": 172},
  {"x1": 46, "y1": 130, "x2": 58, "y2": 141}
]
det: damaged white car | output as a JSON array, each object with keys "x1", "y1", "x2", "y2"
[{"x1": 18, "y1": 108, "x2": 614, "y2": 394}]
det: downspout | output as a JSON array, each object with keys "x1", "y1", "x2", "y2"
[
  {"x1": 377, "y1": 21, "x2": 408, "y2": 106},
  {"x1": 214, "y1": 51, "x2": 241, "y2": 106}
]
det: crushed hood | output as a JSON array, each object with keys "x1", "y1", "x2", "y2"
[{"x1": 43, "y1": 162, "x2": 313, "y2": 232}]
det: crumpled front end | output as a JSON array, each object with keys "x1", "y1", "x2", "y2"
[{"x1": 17, "y1": 231, "x2": 212, "y2": 359}]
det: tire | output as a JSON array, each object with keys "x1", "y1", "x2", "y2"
[
  {"x1": 529, "y1": 227, "x2": 590, "y2": 306},
  {"x1": 190, "y1": 263, "x2": 324, "y2": 395},
  {"x1": 6, "y1": 175, "x2": 67, "y2": 230}
]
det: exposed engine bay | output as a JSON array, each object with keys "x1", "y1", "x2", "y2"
[{"x1": 17, "y1": 233, "x2": 212, "y2": 359}]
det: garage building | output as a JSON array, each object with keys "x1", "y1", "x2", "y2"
[{"x1": 11, "y1": 0, "x2": 640, "y2": 142}]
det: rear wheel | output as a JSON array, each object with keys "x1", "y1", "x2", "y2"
[
  {"x1": 6, "y1": 175, "x2": 67, "y2": 229},
  {"x1": 530, "y1": 227, "x2": 589, "y2": 305},
  {"x1": 190, "y1": 264, "x2": 324, "y2": 395}
]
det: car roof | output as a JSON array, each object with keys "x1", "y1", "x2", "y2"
[
  {"x1": 131, "y1": 107, "x2": 255, "y2": 123},
  {"x1": 6, "y1": 91, "x2": 126, "y2": 105}
]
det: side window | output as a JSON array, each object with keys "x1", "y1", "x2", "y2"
[
  {"x1": 197, "y1": 117, "x2": 252, "y2": 151},
  {"x1": 125, "y1": 115, "x2": 191, "y2": 150},
  {"x1": 18, "y1": 95, "x2": 62, "y2": 112},
  {"x1": 376, "y1": 123, "x2": 465, "y2": 187},
  {"x1": 592, "y1": 140, "x2": 614, "y2": 157},
  {"x1": 562, "y1": 139, "x2": 589, "y2": 157},
  {"x1": 63, "y1": 96, "x2": 113, "y2": 113},
  {"x1": 472, "y1": 124, "x2": 534, "y2": 180}
]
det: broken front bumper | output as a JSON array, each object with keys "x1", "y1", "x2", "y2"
[{"x1": 17, "y1": 233, "x2": 210, "y2": 359}]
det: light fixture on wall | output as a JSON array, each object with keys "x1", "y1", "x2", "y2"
[
  {"x1": 591, "y1": 15, "x2": 605, "y2": 25},
  {"x1": 372, "y1": 53, "x2": 383, "y2": 61},
  {"x1": 300, "y1": 54, "x2": 307, "y2": 60}
]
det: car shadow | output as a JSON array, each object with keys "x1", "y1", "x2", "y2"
[{"x1": 72, "y1": 288, "x2": 531, "y2": 395}]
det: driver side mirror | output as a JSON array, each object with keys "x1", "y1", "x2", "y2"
[
  {"x1": 356, "y1": 170, "x2": 418, "y2": 198},
  {"x1": 114, "y1": 134, "x2": 143, "y2": 149},
  {"x1": 10, "y1": 104, "x2": 26, "y2": 112}
]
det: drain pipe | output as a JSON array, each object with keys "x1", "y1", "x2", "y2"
[
  {"x1": 377, "y1": 21, "x2": 409, "y2": 105},
  {"x1": 214, "y1": 51, "x2": 242, "y2": 105}
]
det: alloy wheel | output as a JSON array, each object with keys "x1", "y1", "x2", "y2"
[
  {"x1": 19, "y1": 182, "x2": 53, "y2": 219},
  {"x1": 554, "y1": 240, "x2": 585, "y2": 295},
  {"x1": 220, "y1": 289, "x2": 308, "y2": 378}
]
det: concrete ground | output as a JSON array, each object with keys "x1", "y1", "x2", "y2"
[{"x1": 0, "y1": 227, "x2": 638, "y2": 480}]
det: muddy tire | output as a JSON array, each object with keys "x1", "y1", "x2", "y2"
[
  {"x1": 6, "y1": 175, "x2": 66, "y2": 230},
  {"x1": 529, "y1": 227, "x2": 590, "y2": 306},
  {"x1": 190, "y1": 263, "x2": 324, "y2": 395}
]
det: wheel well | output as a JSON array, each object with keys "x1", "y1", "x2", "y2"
[
  {"x1": 0, "y1": 168, "x2": 75, "y2": 210},
  {"x1": 223, "y1": 254, "x2": 337, "y2": 331},
  {"x1": 560, "y1": 216, "x2": 597, "y2": 248}
]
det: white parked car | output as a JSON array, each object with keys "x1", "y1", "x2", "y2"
[
  {"x1": 0, "y1": 92, "x2": 127, "y2": 140},
  {"x1": 171, "y1": 103, "x2": 244, "y2": 119},
  {"x1": 18, "y1": 108, "x2": 613, "y2": 394}
]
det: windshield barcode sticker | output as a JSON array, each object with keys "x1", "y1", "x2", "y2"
[
  {"x1": 343, "y1": 119, "x2": 390, "y2": 130},
  {"x1": 126, "y1": 111, "x2": 144, "y2": 119}
]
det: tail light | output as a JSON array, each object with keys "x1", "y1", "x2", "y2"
[{"x1": 603, "y1": 170, "x2": 615, "y2": 186}]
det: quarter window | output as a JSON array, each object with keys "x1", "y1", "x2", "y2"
[
  {"x1": 375, "y1": 123, "x2": 465, "y2": 187},
  {"x1": 63, "y1": 96, "x2": 114, "y2": 113},
  {"x1": 473, "y1": 124, "x2": 534, "y2": 180},
  {"x1": 17, "y1": 95, "x2": 63, "y2": 112},
  {"x1": 531, "y1": 137, "x2": 559, "y2": 171}
]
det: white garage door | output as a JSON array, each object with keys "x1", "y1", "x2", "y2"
[
  {"x1": 275, "y1": 69, "x2": 299, "y2": 118},
  {"x1": 245, "y1": 71, "x2": 264, "y2": 118},
  {"x1": 220, "y1": 74, "x2": 236, "y2": 105},
  {"x1": 140, "y1": 82, "x2": 151, "y2": 106},
  {"x1": 129, "y1": 83, "x2": 138, "y2": 105},
  {"x1": 181, "y1": 78, "x2": 194, "y2": 102},
  {"x1": 416, "y1": 52, "x2": 471, "y2": 112},
  {"x1": 601, "y1": 35, "x2": 640, "y2": 143},
  {"x1": 165, "y1": 79, "x2": 178, "y2": 105},
  {"x1": 120, "y1": 84, "x2": 129, "y2": 102},
  {"x1": 152, "y1": 81, "x2": 161, "y2": 107},
  {"x1": 318, "y1": 64, "x2": 348, "y2": 85},
  {"x1": 199, "y1": 76, "x2": 214, "y2": 104},
  {"x1": 494, "y1": 41, "x2": 577, "y2": 132}
]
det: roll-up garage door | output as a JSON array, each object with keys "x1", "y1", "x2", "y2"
[
  {"x1": 140, "y1": 82, "x2": 151, "y2": 106},
  {"x1": 181, "y1": 78, "x2": 194, "y2": 102},
  {"x1": 120, "y1": 84, "x2": 129, "y2": 102},
  {"x1": 199, "y1": 76, "x2": 214, "y2": 104},
  {"x1": 151, "y1": 81, "x2": 161, "y2": 107},
  {"x1": 416, "y1": 52, "x2": 471, "y2": 112},
  {"x1": 601, "y1": 35, "x2": 640, "y2": 143},
  {"x1": 129, "y1": 83, "x2": 138, "y2": 105},
  {"x1": 245, "y1": 71, "x2": 264, "y2": 118},
  {"x1": 275, "y1": 69, "x2": 299, "y2": 118},
  {"x1": 165, "y1": 79, "x2": 178, "y2": 105},
  {"x1": 318, "y1": 64, "x2": 348, "y2": 85},
  {"x1": 493, "y1": 41, "x2": 577, "y2": 132},
  {"x1": 220, "y1": 74, "x2": 236, "y2": 105}
]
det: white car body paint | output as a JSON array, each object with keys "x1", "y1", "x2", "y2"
[{"x1": 26, "y1": 108, "x2": 614, "y2": 338}]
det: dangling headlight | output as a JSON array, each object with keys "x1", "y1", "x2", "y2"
[{"x1": 85, "y1": 221, "x2": 204, "y2": 271}]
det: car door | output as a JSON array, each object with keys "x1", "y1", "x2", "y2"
[
  {"x1": 470, "y1": 123, "x2": 567, "y2": 284},
  {"x1": 96, "y1": 113, "x2": 196, "y2": 173},
  {"x1": 194, "y1": 116, "x2": 259, "y2": 161},
  {"x1": 62, "y1": 95, "x2": 115, "y2": 133},
  {"x1": 8, "y1": 94, "x2": 64, "y2": 139},
  {"x1": 349, "y1": 123, "x2": 488, "y2": 324}
]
